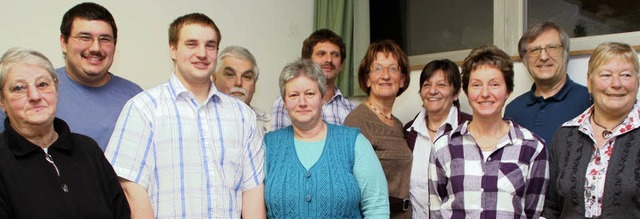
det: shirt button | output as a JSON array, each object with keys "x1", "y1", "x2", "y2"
[
  {"x1": 480, "y1": 188, "x2": 484, "y2": 192},
  {"x1": 305, "y1": 172, "x2": 311, "y2": 178},
  {"x1": 62, "y1": 184, "x2": 69, "y2": 193},
  {"x1": 306, "y1": 195, "x2": 312, "y2": 202}
]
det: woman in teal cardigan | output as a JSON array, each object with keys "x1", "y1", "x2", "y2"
[{"x1": 263, "y1": 59, "x2": 389, "y2": 218}]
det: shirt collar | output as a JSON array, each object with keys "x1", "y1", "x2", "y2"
[
  {"x1": 453, "y1": 119, "x2": 536, "y2": 147},
  {"x1": 526, "y1": 76, "x2": 577, "y2": 105},
  {"x1": 251, "y1": 106, "x2": 269, "y2": 121},
  {"x1": 168, "y1": 73, "x2": 222, "y2": 104},
  {"x1": 4, "y1": 118, "x2": 73, "y2": 157},
  {"x1": 327, "y1": 87, "x2": 345, "y2": 104},
  {"x1": 58, "y1": 66, "x2": 113, "y2": 89},
  {"x1": 408, "y1": 106, "x2": 459, "y2": 136},
  {"x1": 561, "y1": 105, "x2": 593, "y2": 128},
  {"x1": 563, "y1": 101, "x2": 640, "y2": 133}
]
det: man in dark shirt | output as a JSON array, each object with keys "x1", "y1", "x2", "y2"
[{"x1": 505, "y1": 22, "x2": 591, "y2": 143}]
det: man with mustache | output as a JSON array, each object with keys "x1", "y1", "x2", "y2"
[
  {"x1": 505, "y1": 22, "x2": 591, "y2": 142},
  {"x1": 0, "y1": 2, "x2": 143, "y2": 150},
  {"x1": 213, "y1": 46, "x2": 270, "y2": 134},
  {"x1": 271, "y1": 29, "x2": 356, "y2": 130}
]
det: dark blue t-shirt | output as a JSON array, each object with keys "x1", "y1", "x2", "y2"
[{"x1": 504, "y1": 77, "x2": 592, "y2": 143}]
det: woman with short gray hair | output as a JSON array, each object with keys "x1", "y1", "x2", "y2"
[
  {"x1": 0, "y1": 47, "x2": 129, "y2": 218},
  {"x1": 264, "y1": 58, "x2": 389, "y2": 218}
]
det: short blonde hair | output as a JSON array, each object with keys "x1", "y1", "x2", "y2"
[{"x1": 588, "y1": 42, "x2": 639, "y2": 77}]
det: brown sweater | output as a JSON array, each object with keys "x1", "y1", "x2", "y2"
[{"x1": 344, "y1": 104, "x2": 413, "y2": 219}]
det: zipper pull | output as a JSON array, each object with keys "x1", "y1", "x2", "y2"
[
  {"x1": 44, "y1": 153, "x2": 68, "y2": 192},
  {"x1": 45, "y1": 154, "x2": 60, "y2": 177}
]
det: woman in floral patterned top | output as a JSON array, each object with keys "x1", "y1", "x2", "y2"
[{"x1": 543, "y1": 42, "x2": 640, "y2": 218}]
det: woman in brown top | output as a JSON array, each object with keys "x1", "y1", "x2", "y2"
[{"x1": 344, "y1": 39, "x2": 412, "y2": 218}]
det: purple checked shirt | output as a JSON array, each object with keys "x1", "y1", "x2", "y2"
[{"x1": 429, "y1": 120, "x2": 548, "y2": 219}]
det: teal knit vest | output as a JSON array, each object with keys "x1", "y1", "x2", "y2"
[{"x1": 264, "y1": 124, "x2": 363, "y2": 218}]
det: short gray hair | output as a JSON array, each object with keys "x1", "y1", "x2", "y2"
[
  {"x1": 216, "y1": 46, "x2": 259, "y2": 80},
  {"x1": 279, "y1": 58, "x2": 326, "y2": 98},
  {"x1": 0, "y1": 47, "x2": 58, "y2": 99}
]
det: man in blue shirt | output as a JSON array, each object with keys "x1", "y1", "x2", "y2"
[
  {"x1": 505, "y1": 22, "x2": 591, "y2": 143},
  {"x1": 56, "y1": 3, "x2": 143, "y2": 150},
  {"x1": 0, "y1": 3, "x2": 143, "y2": 150}
]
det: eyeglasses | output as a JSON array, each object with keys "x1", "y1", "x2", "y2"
[
  {"x1": 526, "y1": 44, "x2": 562, "y2": 57},
  {"x1": 4, "y1": 78, "x2": 57, "y2": 98},
  {"x1": 370, "y1": 64, "x2": 400, "y2": 74},
  {"x1": 71, "y1": 34, "x2": 115, "y2": 46}
]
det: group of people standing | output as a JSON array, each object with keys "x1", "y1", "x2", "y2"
[
  {"x1": 265, "y1": 20, "x2": 640, "y2": 219},
  {"x1": 412, "y1": 22, "x2": 640, "y2": 218},
  {"x1": 0, "y1": 2, "x2": 639, "y2": 219}
]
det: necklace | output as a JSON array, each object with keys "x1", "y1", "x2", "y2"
[
  {"x1": 425, "y1": 119, "x2": 438, "y2": 132},
  {"x1": 591, "y1": 111, "x2": 624, "y2": 139},
  {"x1": 368, "y1": 100, "x2": 392, "y2": 120},
  {"x1": 469, "y1": 121, "x2": 507, "y2": 150}
]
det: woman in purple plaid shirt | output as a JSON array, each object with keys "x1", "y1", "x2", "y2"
[{"x1": 428, "y1": 45, "x2": 548, "y2": 219}]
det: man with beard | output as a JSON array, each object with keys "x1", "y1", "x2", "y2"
[
  {"x1": 0, "y1": 2, "x2": 143, "y2": 150},
  {"x1": 271, "y1": 29, "x2": 356, "y2": 130},
  {"x1": 505, "y1": 22, "x2": 591, "y2": 142},
  {"x1": 213, "y1": 46, "x2": 270, "y2": 134}
]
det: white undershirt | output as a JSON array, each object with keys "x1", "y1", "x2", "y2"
[{"x1": 482, "y1": 151, "x2": 491, "y2": 162}]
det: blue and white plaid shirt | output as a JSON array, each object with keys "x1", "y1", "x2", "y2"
[{"x1": 105, "y1": 74, "x2": 264, "y2": 218}]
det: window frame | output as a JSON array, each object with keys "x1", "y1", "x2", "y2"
[
  {"x1": 408, "y1": 0, "x2": 522, "y2": 70},
  {"x1": 406, "y1": 0, "x2": 640, "y2": 70}
]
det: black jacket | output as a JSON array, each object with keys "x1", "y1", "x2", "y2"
[
  {"x1": 0, "y1": 118, "x2": 130, "y2": 219},
  {"x1": 543, "y1": 125, "x2": 640, "y2": 218}
]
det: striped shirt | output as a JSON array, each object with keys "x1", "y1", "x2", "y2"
[
  {"x1": 105, "y1": 74, "x2": 264, "y2": 218},
  {"x1": 429, "y1": 120, "x2": 548, "y2": 219},
  {"x1": 271, "y1": 87, "x2": 355, "y2": 130},
  {"x1": 406, "y1": 107, "x2": 461, "y2": 218}
]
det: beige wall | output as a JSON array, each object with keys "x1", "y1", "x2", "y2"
[
  {"x1": 0, "y1": 0, "x2": 313, "y2": 114},
  {"x1": 2, "y1": 1, "x2": 638, "y2": 125}
]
